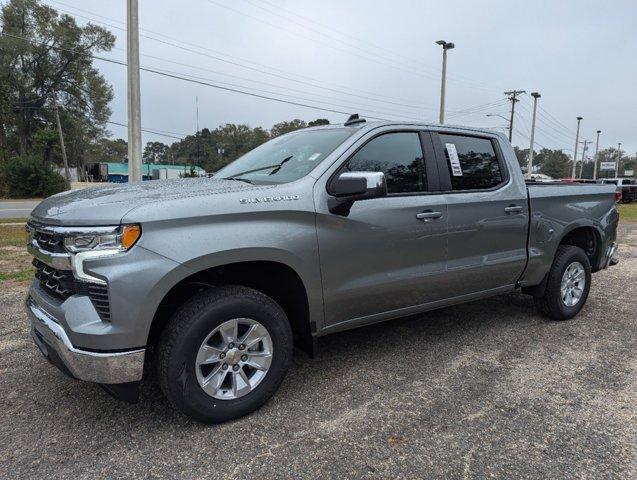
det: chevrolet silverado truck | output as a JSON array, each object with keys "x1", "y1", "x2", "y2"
[{"x1": 25, "y1": 117, "x2": 619, "y2": 423}]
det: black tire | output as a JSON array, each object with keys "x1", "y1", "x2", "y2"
[
  {"x1": 533, "y1": 245, "x2": 592, "y2": 321},
  {"x1": 157, "y1": 285, "x2": 293, "y2": 423}
]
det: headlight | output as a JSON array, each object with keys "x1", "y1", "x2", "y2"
[{"x1": 64, "y1": 224, "x2": 141, "y2": 253}]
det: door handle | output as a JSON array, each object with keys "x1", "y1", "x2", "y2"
[
  {"x1": 504, "y1": 206, "x2": 523, "y2": 214},
  {"x1": 416, "y1": 211, "x2": 442, "y2": 220}
]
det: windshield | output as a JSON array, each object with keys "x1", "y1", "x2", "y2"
[{"x1": 216, "y1": 128, "x2": 355, "y2": 184}]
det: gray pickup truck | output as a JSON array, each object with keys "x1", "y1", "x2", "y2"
[{"x1": 26, "y1": 118, "x2": 619, "y2": 423}]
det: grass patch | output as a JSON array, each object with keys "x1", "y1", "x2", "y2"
[
  {"x1": 0, "y1": 217, "x2": 28, "y2": 224},
  {"x1": 0, "y1": 223, "x2": 27, "y2": 247},
  {"x1": 0, "y1": 268, "x2": 34, "y2": 282},
  {"x1": 618, "y1": 203, "x2": 637, "y2": 223}
]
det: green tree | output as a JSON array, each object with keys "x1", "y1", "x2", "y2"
[
  {"x1": 308, "y1": 118, "x2": 330, "y2": 127},
  {"x1": 0, "y1": 0, "x2": 114, "y2": 161},
  {"x1": 95, "y1": 138, "x2": 127, "y2": 162},
  {"x1": 143, "y1": 141, "x2": 169, "y2": 163},
  {"x1": 513, "y1": 146, "x2": 527, "y2": 171},
  {"x1": 539, "y1": 149, "x2": 570, "y2": 179},
  {"x1": 270, "y1": 119, "x2": 307, "y2": 137},
  {"x1": 0, "y1": 154, "x2": 67, "y2": 197}
]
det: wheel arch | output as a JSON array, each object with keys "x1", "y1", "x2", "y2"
[
  {"x1": 556, "y1": 223, "x2": 604, "y2": 272},
  {"x1": 146, "y1": 252, "x2": 318, "y2": 355}
]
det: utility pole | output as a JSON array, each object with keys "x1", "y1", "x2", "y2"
[
  {"x1": 592, "y1": 130, "x2": 601, "y2": 180},
  {"x1": 51, "y1": 94, "x2": 71, "y2": 183},
  {"x1": 578, "y1": 140, "x2": 591, "y2": 178},
  {"x1": 504, "y1": 90, "x2": 526, "y2": 142},
  {"x1": 527, "y1": 92, "x2": 541, "y2": 178},
  {"x1": 127, "y1": 0, "x2": 142, "y2": 182},
  {"x1": 196, "y1": 96, "x2": 200, "y2": 163},
  {"x1": 571, "y1": 117, "x2": 583, "y2": 178},
  {"x1": 614, "y1": 143, "x2": 620, "y2": 177},
  {"x1": 435, "y1": 40, "x2": 454, "y2": 124}
]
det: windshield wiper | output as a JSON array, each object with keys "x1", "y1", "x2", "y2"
[
  {"x1": 225, "y1": 156, "x2": 293, "y2": 180},
  {"x1": 222, "y1": 177, "x2": 253, "y2": 184}
]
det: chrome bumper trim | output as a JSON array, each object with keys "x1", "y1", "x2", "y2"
[
  {"x1": 26, "y1": 297, "x2": 145, "y2": 384},
  {"x1": 27, "y1": 240, "x2": 72, "y2": 270}
]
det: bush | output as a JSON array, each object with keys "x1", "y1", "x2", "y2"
[{"x1": 0, "y1": 156, "x2": 69, "y2": 198}]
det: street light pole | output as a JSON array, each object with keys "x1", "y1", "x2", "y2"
[
  {"x1": 127, "y1": 0, "x2": 142, "y2": 182},
  {"x1": 527, "y1": 92, "x2": 541, "y2": 179},
  {"x1": 592, "y1": 130, "x2": 601, "y2": 180},
  {"x1": 571, "y1": 117, "x2": 582, "y2": 178},
  {"x1": 615, "y1": 142, "x2": 622, "y2": 177},
  {"x1": 436, "y1": 40, "x2": 454, "y2": 124}
]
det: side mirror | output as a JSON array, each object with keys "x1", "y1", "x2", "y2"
[{"x1": 328, "y1": 171, "x2": 387, "y2": 215}]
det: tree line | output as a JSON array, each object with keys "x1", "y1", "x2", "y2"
[{"x1": 513, "y1": 146, "x2": 635, "y2": 179}]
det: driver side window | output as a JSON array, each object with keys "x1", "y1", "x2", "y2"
[{"x1": 345, "y1": 132, "x2": 427, "y2": 194}]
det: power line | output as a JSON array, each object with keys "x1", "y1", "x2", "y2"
[
  {"x1": 242, "y1": 0, "x2": 505, "y2": 93},
  {"x1": 10, "y1": 103, "x2": 187, "y2": 140},
  {"x1": 1, "y1": 32, "x2": 409, "y2": 122},
  {"x1": 144, "y1": 66, "x2": 422, "y2": 121},
  {"x1": 45, "y1": 0, "x2": 435, "y2": 108},
  {"x1": 208, "y1": 0, "x2": 503, "y2": 93}
]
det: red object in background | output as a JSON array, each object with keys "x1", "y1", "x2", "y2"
[{"x1": 615, "y1": 191, "x2": 622, "y2": 202}]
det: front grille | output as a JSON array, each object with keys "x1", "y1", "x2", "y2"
[
  {"x1": 33, "y1": 259, "x2": 111, "y2": 321},
  {"x1": 88, "y1": 284, "x2": 111, "y2": 321},
  {"x1": 32, "y1": 230, "x2": 66, "y2": 253},
  {"x1": 33, "y1": 259, "x2": 74, "y2": 298}
]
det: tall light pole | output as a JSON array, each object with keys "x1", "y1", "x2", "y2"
[
  {"x1": 527, "y1": 92, "x2": 541, "y2": 178},
  {"x1": 592, "y1": 130, "x2": 601, "y2": 180},
  {"x1": 571, "y1": 117, "x2": 582, "y2": 178},
  {"x1": 615, "y1": 142, "x2": 622, "y2": 177},
  {"x1": 127, "y1": 0, "x2": 142, "y2": 182},
  {"x1": 436, "y1": 40, "x2": 454, "y2": 124}
]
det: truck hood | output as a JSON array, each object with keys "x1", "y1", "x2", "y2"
[{"x1": 30, "y1": 178, "x2": 262, "y2": 226}]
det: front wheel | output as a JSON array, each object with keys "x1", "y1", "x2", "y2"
[
  {"x1": 157, "y1": 286, "x2": 293, "y2": 423},
  {"x1": 533, "y1": 245, "x2": 592, "y2": 320}
]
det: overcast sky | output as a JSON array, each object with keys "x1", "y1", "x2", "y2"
[{"x1": 46, "y1": 0, "x2": 637, "y2": 157}]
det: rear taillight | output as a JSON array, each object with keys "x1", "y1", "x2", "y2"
[{"x1": 615, "y1": 191, "x2": 622, "y2": 202}]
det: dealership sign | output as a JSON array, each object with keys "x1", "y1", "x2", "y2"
[
  {"x1": 624, "y1": 170, "x2": 634, "y2": 176},
  {"x1": 600, "y1": 162, "x2": 616, "y2": 171}
]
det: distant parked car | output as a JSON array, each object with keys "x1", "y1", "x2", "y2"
[
  {"x1": 528, "y1": 173, "x2": 555, "y2": 182},
  {"x1": 600, "y1": 178, "x2": 636, "y2": 203}
]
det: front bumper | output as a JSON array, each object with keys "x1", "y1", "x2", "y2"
[{"x1": 26, "y1": 297, "x2": 145, "y2": 384}]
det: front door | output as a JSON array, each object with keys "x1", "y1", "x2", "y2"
[{"x1": 315, "y1": 129, "x2": 448, "y2": 329}]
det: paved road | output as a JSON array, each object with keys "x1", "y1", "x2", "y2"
[
  {"x1": 0, "y1": 225, "x2": 635, "y2": 479},
  {"x1": 0, "y1": 199, "x2": 40, "y2": 218}
]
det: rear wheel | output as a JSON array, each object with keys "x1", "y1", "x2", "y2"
[
  {"x1": 533, "y1": 245, "x2": 591, "y2": 320},
  {"x1": 158, "y1": 286, "x2": 293, "y2": 423}
]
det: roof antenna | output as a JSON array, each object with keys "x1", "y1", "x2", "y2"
[{"x1": 344, "y1": 113, "x2": 366, "y2": 126}]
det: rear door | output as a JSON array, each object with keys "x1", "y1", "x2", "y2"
[
  {"x1": 431, "y1": 131, "x2": 528, "y2": 297},
  {"x1": 315, "y1": 128, "x2": 449, "y2": 329}
]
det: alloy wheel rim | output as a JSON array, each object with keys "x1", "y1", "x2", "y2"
[
  {"x1": 195, "y1": 318, "x2": 273, "y2": 400},
  {"x1": 560, "y1": 261, "x2": 586, "y2": 307}
]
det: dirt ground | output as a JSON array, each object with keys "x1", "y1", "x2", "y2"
[{"x1": 0, "y1": 224, "x2": 635, "y2": 479}]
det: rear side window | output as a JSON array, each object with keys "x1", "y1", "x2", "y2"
[
  {"x1": 345, "y1": 132, "x2": 426, "y2": 194},
  {"x1": 439, "y1": 134, "x2": 503, "y2": 190}
]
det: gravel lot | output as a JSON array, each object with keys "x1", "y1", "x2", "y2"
[{"x1": 1, "y1": 225, "x2": 635, "y2": 479}]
